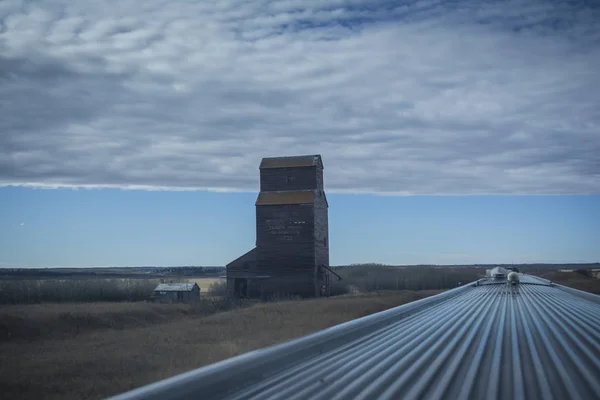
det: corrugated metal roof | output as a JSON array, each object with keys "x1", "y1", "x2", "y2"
[
  {"x1": 490, "y1": 266, "x2": 509, "y2": 276},
  {"x1": 479, "y1": 274, "x2": 551, "y2": 285},
  {"x1": 231, "y1": 283, "x2": 599, "y2": 400},
  {"x1": 154, "y1": 283, "x2": 198, "y2": 292},
  {"x1": 110, "y1": 274, "x2": 600, "y2": 400},
  {"x1": 259, "y1": 155, "x2": 322, "y2": 169},
  {"x1": 255, "y1": 191, "x2": 315, "y2": 205}
]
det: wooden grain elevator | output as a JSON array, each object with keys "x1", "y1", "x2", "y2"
[{"x1": 226, "y1": 154, "x2": 331, "y2": 298}]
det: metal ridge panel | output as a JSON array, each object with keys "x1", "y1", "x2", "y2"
[
  {"x1": 478, "y1": 274, "x2": 551, "y2": 286},
  {"x1": 108, "y1": 278, "x2": 600, "y2": 400},
  {"x1": 554, "y1": 282, "x2": 600, "y2": 305}
]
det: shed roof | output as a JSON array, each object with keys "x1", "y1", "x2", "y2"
[
  {"x1": 255, "y1": 190, "x2": 315, "y2": 206},
  {"x1": 154, "y1": 283, "x2": 199, "y2": 292},
  {"x1": 259, "y1": 155, "x2": 323, "y2": 169}
]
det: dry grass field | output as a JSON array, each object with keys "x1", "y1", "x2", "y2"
[
  {"x1": 534, "y1": 270, "x2": 600, "y2": 294},
  {"x1": 0, "y1": 290, "x2": 440, "y2": 400},
  {"x1": 1, "y1": 267, "x2": 597, "y2": 400},
  {"x1": 187, "y1": 276, "x2": 224, "y2": 294}
]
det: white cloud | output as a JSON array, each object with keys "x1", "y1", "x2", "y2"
[{"x1": 1, "y1": 0, "x2": 599, "y2": 195}]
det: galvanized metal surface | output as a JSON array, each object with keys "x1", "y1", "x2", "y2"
[
  {"x1": 153, "y1": 283, "x2": 198, "y2": 292},
  {"x1": 479, "y1": 274, "x2": 551, "y2": 285},
  {"x1": 109, "y1": 276, "x2": 600, "y2": 400},
  {"x1": 259, "y1": 155, "x2": 322, "y2": 169},
  {"x1": 489, "y1": 266, "x2": 509, "y2": 278},
  {"x1": 255, "y1": 190, "x2": 316, "y2": 205}
]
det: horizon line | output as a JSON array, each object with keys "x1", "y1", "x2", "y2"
[
  {"x1": 1, "y1": 262, "x2": 598, "y2": 269},
  {"x1": 1, "y1": 183, "x2": 599, "y2": 197}
]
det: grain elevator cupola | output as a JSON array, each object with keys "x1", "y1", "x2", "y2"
[{"x1": 226, "y1": 154, "x2": 331, "y2": 298}]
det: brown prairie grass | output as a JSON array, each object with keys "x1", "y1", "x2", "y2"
[
  {"x1": 0, "y1": 290, "x2": 440, "y2": 400},
  {"x1": 187, "y1": 277, "x2": 223, "y2": 292},
  {"x1": 187, "y1": 277, "x2": 225, "y2": 297},
  {"x1": 0, "y1": 302, "x2": 198, "y2": 342},
  {"x1": 534, "y1": 270, "x2": 600, "y2": 294}
]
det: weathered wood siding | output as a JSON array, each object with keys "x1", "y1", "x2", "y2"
[
  {"x1": 227, "y1": 155, "x2": 328, "y2": 298},
  {"x1": 260, "y1": 167, "x2": 322, "y2": 192},
  {"x1": 316, "y1": 166, "x2": 324, "y2": 192},
  {"x1": 256, "y1": 204, "x2": 317, "y2": 296},
  {"x1": 226, "y1": 248, "x2": 257, "y2": 297},
  {"x1": 226, "y1": 278, "x2": 235, "y2": 297},
  {"x1": 314, "y1": 191, "x2": 330, "y2": 293},
  {"x1": 226, "y1": 248, "x2": 257, "y2": 278},
  {"x1": 227, "y1": 277, "x2": 263, "y2": 298},
  {"x1": 154, "y1": 287, "x2": 200, "y2": 303}
]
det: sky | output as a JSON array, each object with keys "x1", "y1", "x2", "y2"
[{"x1": 1, "y1": 0, "x2": 599, "y2": 267}]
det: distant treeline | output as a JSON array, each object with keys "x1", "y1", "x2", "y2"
[
  {"x1": 329, "y1": 264, "x2": 485, "y2": 295},
  {"x1": 333, "y1": 263, "x2": 599, "y2": 269},
  {"x1": 2, "y1": 264, "x2": 597, "y2": 304},
  {"x1": 0, "y1": 279, "x2": 159, "y2": 304},
  {"x1": 0, "y1": 266, "x2": 225, "y2": 280},
  {"x1": 3, "y1": 264, "x2": 595, "y2": 280},
  {"x1": 327, "y1": 263, "x2": 599, "y2": 296}
]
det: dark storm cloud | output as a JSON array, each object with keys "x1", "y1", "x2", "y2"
[{"x1": 0, "y1": 0, "x2": 599, "y2": 194}]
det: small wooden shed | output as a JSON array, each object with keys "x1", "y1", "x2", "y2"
[{"x1": 153, "y1": 283, "x2": 200, "y2": 303}]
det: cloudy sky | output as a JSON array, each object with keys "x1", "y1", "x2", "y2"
[{"x1": 1, "y1": 0, "x2": 599, "y2": 267}]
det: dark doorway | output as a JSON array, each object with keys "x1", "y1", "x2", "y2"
[{"x1": 234, "y1": 278, "x2": 248, "y2": 298}]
